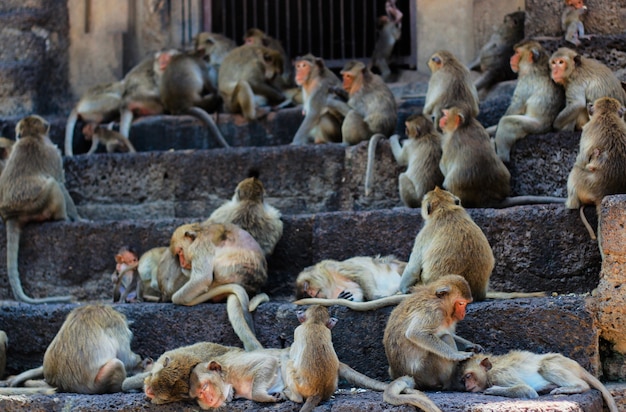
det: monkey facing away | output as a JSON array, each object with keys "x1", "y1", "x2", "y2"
[
  {"x1": 0, "y1": 115, "x2": 79, "y2": 304},
  {"x1": 491, "y1": 40, "x2": 565, "y2": 162},
  {"x1": 206, "y1": 176, "x2": 284, "y2": 257},
  {"x1": 194, "y1": 32, "x2": 237, "y2": 88},
  {"x1": 82, "y1": 123, "x2": 136, "y2": 154},
  {"x1": 460, "y1": 350, "x2": 618, "y2": 412},
  {"x1": 369, "y1": 0, "x2": 403, "y2": 82},
  {"x1": 550, "y1": 48, "x2": 626, "y2": 131},
  {"x1": 562, "y1": 0, "x2": 588, "y2": 46},
  {"x1": 136, "y1": 246, "x2": 167, "y2": 302}
]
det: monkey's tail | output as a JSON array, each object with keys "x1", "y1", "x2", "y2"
[
  {"x1": 581, "y1": 369, "x2": 619, "y2": 412},
  {"x1": 249, "y1": 292, "x2": 269, "y2": 311},
  {"x1": 292, "y1": 294, "x2": 409, "y2": 311},
  {"x1": 383, "y1": 376, "x2": 442, "y2": 412},
  {"x1": 485, "y1": 291, "x2": 546, "y2": 299},
  {"x1": 185, "y1": 107, "x2": 230, "y2": 148},
  {"x1": 64, "y1": 108, "x2": 79, "y2": 156},
  {"x1": 226, "y1": 293, "x2": 263, "y2": 351},
  {"x1": 364, "y1": 133, "x2": 386, "y2": 197},
  {"x1": 298, "y1": 394, "x2": 322, "y2": 412},
  {"x1": 7, "y1": 365, "x2": 44, "y2": 387},
  {"x1": 0, "y1": 387, "x2": 56, "y2": 395},
  {"x1": 579, "y1": 205, "x2": 597, "y2": 240},
  {"x1": 498, "y1": 196, "x2": 566, "y2": 208},
  {"x1": 339, "y1": 362, "x2": 387, "y2": 391}
]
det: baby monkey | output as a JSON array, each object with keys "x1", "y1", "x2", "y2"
[
  {"x1": 112, "y1": 245, "x2": 140, "y2": 303},
  {"x1": 82, "y1": 123, "x2": 136, "y2": 154}
]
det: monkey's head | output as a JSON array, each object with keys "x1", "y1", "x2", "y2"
[
  {"x1": 258, "y1": 47, "x2": 283, "y2": 80},
  {"x1": 189, "y1": 361, "x2": 233, "y2": 409},
  {"x1": 295, "y1": 261, "x2": 336, "y2": 299},
  {"x1": 427, "y1": 50, "x2": 454, "y2": 73},
  {"x1": 243, "y1": 28, "x2": 267, "y2": 46},
  {"x1": 511, "y1": 40, "x2": 546, "y2": 74},
  {"x1": 421, "y1": 187, "x2": 462, "y2": 220},
  {"x1": 405, "y1": 114, "x2": 433, "y2": 139},
  {"x1": 428, "y1": 274, "x2": 473, "y2": 322},
  {"x1": 587, "y1": 97, "x2": 625, "y2": 118},
  {"x1": 340, "y1": 61, "x2": 369, "y2": 95},
  {"x1": 297, "y1": 305, "x2": 338, "y2": 329},
  {"x1": 460, "y1": 355, "x2": 491, "y2": 392},
  {"x1": 115, "y1": 245, "x2": 139, "y2": 273},
  {"x1": 565, "y1": 0, "x2": 586, "y2": 10},
  {"x1": 294, "y1": 54, "x2": 324, "y2": 86},
  {"x1": 15, "y1": 115, "x2": 49, "y2": 139},
  {"x1": 170, "y1": 223, "x2": 201, "y2": 270},
  {"x1": 235, "y1": 176, "x2": 265, "y2": 202},
  {"x1": 439, "y1": 107, "x2": 467, "y2": 134},
  {"x1": 550, "y1": 48, "x2": 579, "y2": 86},
  {"x1": 144, "y1": 356, "x2": 196, "y2": 404},
  {"x1": 501, "y1": 11, "x2": 525, "y2": 34}
]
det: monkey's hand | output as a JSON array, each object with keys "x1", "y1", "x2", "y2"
[
  {"x1": 338, "y1": 290, "x2": 354, "y2": 301},
  {"x1": 329, "y1": 86, "x2": 349, "y2": 101}
]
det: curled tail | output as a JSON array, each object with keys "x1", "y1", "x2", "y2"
[
  {"x1": 299, "y1": 394, "x2": 322, "y2": 412},
  {"x1": 364, "y1": 133, "x2": 385, "y2": 197},
  {"x1": 339, "y1": 362, "x2": 387, "y2": 391},
  {"x1": 383, "y1": 376, "x2": 441, "y2": 412},
  {"x1": 186, "y1": 107, "x2": 230, "y2": 148},
  {"x1": 64, "y1": 108, "x2": 79, "y2": 156}
]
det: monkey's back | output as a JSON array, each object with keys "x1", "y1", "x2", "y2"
[
  {"x1": 160, "y1": 54, "x2": 207, "y2": 113},
  {"x1": 350, "y1": 75, "x2": 397, "y2": 136},
  {"x1": 291, "y1": 324, "x2": 339, "y2": 399}
]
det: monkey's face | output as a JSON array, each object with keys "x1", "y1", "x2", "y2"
[
  {"x1": 342, "y1": 72, "x2": 355, "y2": 93},
  {"x1": 427, "y1": 54, "x2": 443, "y2": 73},
  {"x1": 550, "y1": 57, "x2": 569, "y2": 85},
  {"x1": 461, "y1": 357, "x2": 491, "y2": 392},
  {"x1": 190, "y1": 362, "x2": 232, "y2": 409},
  {"x1": 295, "y1": 60, "x2": 312, "y2": 86},
  {"x1": 115, "y1": 250, "x2": 138, "y2": 273},
  {"x1": 510, "y1": 49, "x2": 522, "y2": 73}
]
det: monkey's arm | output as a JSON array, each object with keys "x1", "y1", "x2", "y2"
[
  {"x1": 452, "y1": 334, "x2": 484, "y2": 353},
  {"x1": 406, "y1": 329, "x2": 474, "y2": 361},
  {"x1": 325, "y1": 96, "x2": 352, "y2": 117},
  {"x1": 398, "y1": 247, "x2": 422, "y2": 293},
  {"x1": 86, "y1": 137, "x2": 100, "y2": 155},
  {"x1": 553, "y1": 88, "x2": 586, "y2": 131},
  {"x1": 171, "y1": 257, "x2": 215, "y2": 306},
  {"x1": 389, "y1": 134, "x2": 407, "y2": 165},
  {"x1": 292, "y1": 90, "x2": 325, "y2": 145},
  {"x1": 249, "y1": 80, "x2": 285, "y2": 105}
]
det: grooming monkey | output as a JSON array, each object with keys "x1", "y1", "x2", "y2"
[
  {"x1": 562, "y1": 0, "x2": 588, "y2": 46},
  {"x1": 565, "y1": 97, "x2": 626, "y2": 239},
  {"x1": 218, "y1": 45, "x2": 286, "y2": 121},
  {"x1": 368, "y1": 0, "x2": 403, "y2": 82},
  {"x1": 283, "y1": 305, "x2": 339, "y2": 411},
  {"x1": 206, "y1": 176, "x2": 284, "y2": 257},
  {"x1": 550, "y1": 48, "x2": 626, "y2": 131},
  {"x1": 82, "y1": 123, "x2": 136, "y2": 154},
  {"x1": 460, "y1": 350, "x2": 618, "y2": 412},
  {"x1": 332, "y1": 61, "x2": 397, "y2": 145},
  {"x1": 0, "y1": 115, "x2": 79, "y2": 304},
  {"x1": 368, "y1": 113, "x2": 443, "y2": 203},
  {"x1": 244, "y1": 28, "x2": 294, "y2": 89},
  {"x1": 112, "y1": 245, "x2": 140, "y2": 303},
  {"x1": 194, "y1": 32, "x2": 237, "y2": 88},
  {"x1": 160, "y1": 51, "x2": 230, "y2": 148},
  {"x1": 424, "y1": 50, "x2": 479, "y2": 129},
  {"x1": 291, "y1": 54, "x2": 346, "y2": 145},
  {"x1": 490, "y1": 40, "x2": 565, "y2": 162},
  {"x1": 468, "y1": 11, "x2": 525, "y2": 96}
]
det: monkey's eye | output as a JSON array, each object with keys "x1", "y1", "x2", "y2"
[
  {"x1": 454, "y1": 198, "x2": 461, "y2": 205},
  {"x1": 463, "y1": 373, "x2": 471, "y2": 382}
]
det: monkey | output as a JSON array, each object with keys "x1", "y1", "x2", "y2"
[
  {"x1": 159, "y1": 51, "x2": 230, "y2": 148},
  {"x1": 384, "y1": 274, "x2": 482, "y2": 393},
  {"x1": 467, "y1": 11, "x2": 525, "y2": 96},
  {"x1": 332, "y1": 61, "x2": 397, "y2": 145},
  {"x1": 550, "y1": 48, "x2": 626, "y2": 131},
  {"x1": 368, "y1": 0, "x2": 403, "y2": 82},
  {"x1": 383, "y1": 375, "x2": 442, "y2": 412},
  {"x1": 490, "y1": 40, "x2": 565, "y2": 162},
  {"x1": 565, "y1": 97, "x2": 626, "y2": 239},
  {"x1": 0, "y1": 137, "x2": 14, "y2": 175},
  {"x1": 459, "y1": 350, "x2": 618, "y2": 412},
  {"x1": 291, "y1": 54, "x2": 347, "y2": 145},
  {"x1": 244, "y1": 28, "x2": 293, "y2": 88},
  {"x1": 218, "y1": 45, "x2": 286, "y2": 121},
  {"x1": 136, "y1": 246, "x2": 167, "y2": 302},
  {"x1": 194, "y1": 32, "x2": 237, "y2": 88},
  {"x1": 398, "y1": 187, "x2": 546, "y2": 301},
  {"x1": 0, "y1": 115, "x2": 79, "y2": 304},
  {"x1": 155, "y1": 246, "x2": 188, "y2": 303},
  {"x1": 205, "y1": 176, "x2": 284, "y2": 257},
  {"x1": 562, "y1": 0, "x2": 589, "y2": 46},
  {"x1": 369, "y1": 113, "x2": 443, "y2": 203},
  {"x1": 82, "y1": 123, "x2": 136, "y2": 154},
  {"x1": 424, "y1": 50, "x2": 479, "y2": 129},
  {"x1": 0, "y1": 330, "x2": 6, "y2": 379},
  {"x1": 112, "y1": 245, "x2": 141, "y2": 303}
]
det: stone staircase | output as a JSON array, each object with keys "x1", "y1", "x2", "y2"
[{"x1": 0, "y1": 88, "x2": 624, "y2": 412}]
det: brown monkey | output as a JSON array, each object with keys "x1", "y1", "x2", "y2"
[
  {"x1": 136, "y1": 246, "x2": 167, "y2": 302},
  {"x1": 550, "y1": 48, "x2": 626, "y2": 131},
  {"x1": 205, "y1": 176, "x2": 284, "y2": 257},
  {"x1": 155, "y1": 246, "x2": 187, "y2": 303},
  {"x1": 383, "y1": 114, "x2": 444, "y2": 205},
  {"x1": 291, "y1": 54, "x2": 347, "y2": 145},
  {"x1": 566, "y1": 97, "x2": 626, "y2": 239},
  {"x1": 334, "y1": 61, "x2": 397, "y2": 145},
  {"x1": 424, "y1": 50, "x2": 479, "y2": 128},
  {"x1": 283, "y1": 305, "x2": 339, "y2": 411},
  {"x1": 385, "y1": 274, "x2": 481, "y2": 392},
  {"x1": 562, "y1": 0, "x2": 588, "y2": 46},
  {"x1": 218, "y1": 45, "x2": 286, "y2": 121},
  {"x1": 244, "y1": 28, "x2": 293, "y2": 88},
  {"x1": 0, "y1": 137, "x2": 14, "y2": 175},
  {"x1": 194, "y1": 32, "x2": 237, "y2": 88},
  {"x1": 0, "y1": 115, "x2": 79, "y2": 303},
  {"x1": 160, "y1": 51, "x2": 229, "y2": 148},
  {"x1": 82, "y1": 123, "x2": 136, "y2": 154},
  {"x1": 491, "y1": 40, "x2": 565, "y2": 162},
  {"x1": 468, "y1": 11, "x2": 525, "y2": 96},
  {"x1": 368, "y1": 0, "x2": 403, "y2": 81},
  {"x1": 112, "y1": 245, "x2": 140, "y2": 303},
  {"x1": 460, "y1": 350, "x2": 618, "y2": 412}
]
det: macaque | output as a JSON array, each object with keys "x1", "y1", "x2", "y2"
[
  {"x1": 468, "y1": 11, "x2": 525, "y2": 96},
  {"x1": 293, "y1": 255, "x2": 408, "y2": 310},
  {"x1": 194, "y1": 32, "x2": 237, "y2": 88},
  {"x1": 565, "y1": 97, "x2": 626, "y2": 239},
  {"x1": 218, "y1": 45, "x2": 286, "y2": 120},
  {"x1": 155, "y1": 246, "x2": 188, "y2": 303},
  {"x1": 65, "y1": 81, "x2": 124, "y2": 156},
  {"x1": 0, "y1": 137, "x2": 14, "y2": 175},
  {"x1": 291, "y1": 54, "x2": 347, "y2": 145},
  {"x1": 424, "y1": 50, "x2": 479, "y2": 128},
  {"x1": 283, "y1": 305, "x2": 339, "y2": 411},
  {"x1": 334, "y1": 61, "x2": 397, "y2": 145},
  {"x1": 562, "y1": 0, "x2": 588, "y2": 46},
  {"x1": 460, "y1": 351, "x2": 618, "y2": 412},
  {"x1": 385, "y1": 274, "x2": 481, "y2": 391},
  {"x1": 491, "y1": 40, "x2": 565, "y2": 162},
  {"x1": 136, "y1": 246, "x2": 167, "y2": 302},
  {"x1": 0, "y1": 115, "x2": 79, "y2": 303},
  {"x1": 169, "y1": 222, "x2": 267, "y2": 351},
  {"x1": 369, "y1": 0, "x2": 403, "y2": 81},
  {"x1": 112, "y1": 245, "x2": 140, "y2": 303},
  {"x1": 244, "y1": 28, "x2": 293, "y2": 88},
  {"x1": 82, "y1": 123, "x2": 136, "y2": 154},
  {"x1": 160, "y1": 51, "x2": 229, "y2": 148},
  {"x1": 206, "y1": 176, "x2": 284, "y2": 257},
  {"x1": 190, "y1": 350, "x2": 286, "y2": 408},
  {"x1": 385, "y1": 114, "x2": 444, "y2": 205},
  {"x1": 550, "y1": 48, "x2": 626, "y2": 131}
]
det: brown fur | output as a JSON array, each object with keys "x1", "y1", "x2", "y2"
[
  {"x1": 550, "y1": 48, "x2": 626, "y2": 131},
  {"x1": 136, "y1": 246, "x2": 167, "y2": 302},
  {"x1": 195, "y1": 32, "x2": 237, "y2": 66},
  {"x1": 561, "y1": 0, "x2": 587, "y2": 46},
  {"x1": 206, "y1": 177, "x2": 283, "y2": 257},
  {"x1": 112, "y1": 246, "x2": 140, "y2": 303},
  {"x1": 244, "y1": 28, "x2": 293, "y2": 88},
  {"x1": 82, "y1": 124, "x2": 136, "y2": 154}
]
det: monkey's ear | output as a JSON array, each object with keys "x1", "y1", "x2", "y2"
[
  {"x1": 426, "y1": 201, "x2": 433, "y2": 216},
  {"x1": 326, "y1": 317, "x2": 338, "y2": 329},
  {"x1": 207, "y1": 361, "x2": 222, "y2": 372},
  {"x1": 618, "y1": 107, "x2": 626, "y2": 118},
  {"x1": 302, "y1": 281, "x2": 310, "y2": 292},
  {"x1": 163, "y1": 356, "x2": 171, "y2": 368},
  {"x1": 431, "y1": 55, "x2": 441, "y2": 65},
  {"x1": 435, "y1": 285, "x2": 451, "y2": 298},
  {"x1": 573, "y1": 54, "x2": 582, "y2": 66},
  {"x1": 184, "y1": 231, "x2": 197, "y2": 241},
  {"x1": 479, "y1": 357, "x2": 493, "y2": 371},
  {"x1": 454, "y1": 196, "x2": 461, "y2": 206},
  {"x1": 587, "y1": 102, "x2": 595, "y2": 116},
  {"x1": 531, "y1": 49, "x2": 540, "y2": 63}
]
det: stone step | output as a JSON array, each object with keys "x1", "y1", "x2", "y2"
[
  {"x1": 0, "y1": 205, "x2": 600, "y2": 302},
  {"x1": 0, "y1": 296, "x2": 604, "y2": 411}
]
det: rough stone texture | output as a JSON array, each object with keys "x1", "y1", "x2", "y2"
[{"x1": 525, "y1": 0, "x2": 626, "y2": 38}]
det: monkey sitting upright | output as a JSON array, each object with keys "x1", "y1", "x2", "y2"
[{"x1": 562, "y1": 0, "x2": 589, "y2": 46}]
